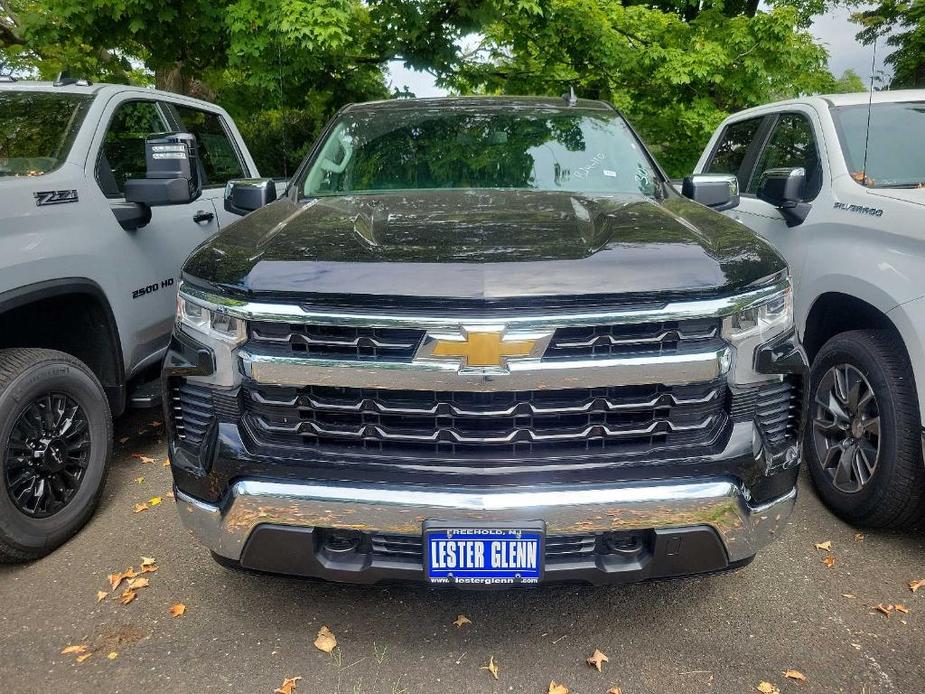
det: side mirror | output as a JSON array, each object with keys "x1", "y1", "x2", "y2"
[
  {"x1": 681, "y1": 174, "x2": 740, "y2": 211},
  {"x1": 224, "y1": 178, "x2": 277, "y2": 216},
  {"x1": 756, "y1": 167, "x2": 811, "y2": 227},
  {"x1": 124, "y1": 133, "x2": 202, "y2": 206}
]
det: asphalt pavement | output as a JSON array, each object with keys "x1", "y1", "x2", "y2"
[{"x1": 1, "y1": 409, "x2": 924, "y2": 694}]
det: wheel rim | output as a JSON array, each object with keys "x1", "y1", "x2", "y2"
[
  {"x1": 3, "y1": 392, "x2": 92, "y2": 517},
  {"x1": 811, "y1": 364, "x2": 881, "y2": 494}
]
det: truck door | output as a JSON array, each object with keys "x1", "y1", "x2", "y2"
[
  {"x1": 93, "y1": 97, "x2": 221, "y2": 374},
  {"x1": 700, "y1": 111, "x2": 826, "y2": 306},
  {"x1": 166, "y1": 103, "x2": 252, "y2": 230}
]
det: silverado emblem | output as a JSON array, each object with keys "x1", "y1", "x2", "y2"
[{"x1": 420, "y1": 328, "x2": 553, "y2": 369}]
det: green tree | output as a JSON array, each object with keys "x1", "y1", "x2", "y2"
[
  {"x1": 441, "y1": 1, "x2": 840, "y2": 175},
  {"x1": 854, "y1": 0, "x2": 925, "y2": 88}
]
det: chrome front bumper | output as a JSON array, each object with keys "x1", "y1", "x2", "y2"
[{"x1": 175, "y1": 477, "x2": 796, "y2": 564}]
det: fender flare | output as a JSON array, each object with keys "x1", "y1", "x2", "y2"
[{"x1": 0, "y1": 278, "x2": 126, "y2": 413}]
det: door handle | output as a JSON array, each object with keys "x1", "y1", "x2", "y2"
[{"x1": 193, "y1": 210, "x2": 215, "y2": 224}]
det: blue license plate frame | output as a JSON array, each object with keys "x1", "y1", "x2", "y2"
[{"x1": 423, "y1": 521, "x2": 545, "y2": 586}]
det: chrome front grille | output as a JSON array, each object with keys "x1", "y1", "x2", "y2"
[
  {"x1": 243, "y1": 381, "x2": 728, "y2": 458},
  {"x1": 249, "y1": 322, "x2": 425, "y2": 362},
  {"x1": 544, "y1": 318, "x2": 721, "y2": 360}
]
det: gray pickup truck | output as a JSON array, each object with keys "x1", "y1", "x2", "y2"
[{"x1": 0, "y1": 77, "x2": 267, "y2": 561}]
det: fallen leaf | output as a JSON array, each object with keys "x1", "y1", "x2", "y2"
[
  {"x1": 784, "y1": 669, "x2": 807, "y2": 682},
  {"x1": 453, "y1": 614, "x2": 472, "y2": 628},
  {"x1": 822, "y1": 555, "x2": 837, "y2": 568},
  {"x1": 133, "y1": 476, "x2": 144, "y2": 484},
  {"x1": 909, "y1": 578, "x2": 925, "y2": 593},
  {"x1": 481, "y1": 655, "x2": 499, "y2": 680},
  {"x1": 548, "y1": 681, "x2": 568, "y2": 694},
  {"x1": 107, "y1": 652, "x2": 118, "y2": 660},
  {"x1": 76, "y1": 653, "x2": 93, "y2": 663},
  {"x1": 854, "y1": 532, "x2": 864, "y2": 542},
  {"x1": 132, "y1": 454, "x2": 156, "y2": 464},
  {"x1": 61, "y1": 644, "x2": 88, "y2": 655},
  {"x1": 127, "y1": 577, "x2": 149, "y2": 590},
  {"x1": 140, "y1": 563, "x2": 158, "y2": 574},
  {"x1": 166, "y1": 490, "x2": 174, "y2": 499},
  {"x1": 119, "y1": 436, "x2": 129, "y2": 444},
  {"x1": 814, "y1": 541, "x2": 832, "y2": 551},
  {"x1": 119, "y1": 588, "x2": 137, "y2": 605},
  {"x1": 148, "y1": 496, "x2": 162, "y2": 507},
  {"x1": 169, "y1": 603, "x2": 186, "y2": 617},
  {"x1": 842, "y1": 593, "x2": 856, "y2": 599},
  {"x1": 275, "y1": 676, "x2": 302, "y2": 694},
  {"x1": 107, "y1": 568, "x2": 137, "y2": 591},
  {"x1": 140, "y1": 556, "x2": 156, "y2": 567},
  {"x1": 132, "y1": 502, "x2": 148, "y2": 513},
  {"x1": 96, "y1": 590, "x2": 108, "y2": 603},
  {"x1": 586, "y1": 649, "x2": 609, "y2": 672},
  {"x1": 895, "y1": 604, "x2": 910, "y2": 614},
  {"x1": 313, "y1": 626, "x2": 337, "y2": 654},
  {"x1": 875, "y1": 603, "x2": 893, "y2": 617},
  {"x1": 162, "y1": 459, "x2": 170, "y2": 467},
  {"x1": 607, "y1": 689, "x2": 623, "y2": 694},
  {"x1": 757, "y1": 682, "x2": 780, "y2": 694}
]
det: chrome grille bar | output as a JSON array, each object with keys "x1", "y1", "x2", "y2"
[
  {"x1": 251, "y1": 414, "x2": 719, "y2": 444},
  {"x1": 240, "y1": 348, "x2": 731, "y2": 391},
  {"x1": 250, "y1": 387, "x2": 721, "y2": 416}
]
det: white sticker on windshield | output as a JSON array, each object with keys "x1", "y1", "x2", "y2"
[{"x1": 603, "y1": 169, "x2": 617, "y2": 177}]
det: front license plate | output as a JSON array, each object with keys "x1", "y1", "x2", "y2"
[{"x1": 424, "y1": 522, "x2": 544, "y2": 586}]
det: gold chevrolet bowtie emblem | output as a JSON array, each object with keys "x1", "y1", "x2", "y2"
[{"x1": 430, "y1": 330, "x2": 539, "y2": 368}]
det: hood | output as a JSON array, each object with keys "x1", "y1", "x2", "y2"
[
  {"x1": 868, "y1": 187, "x2": 925, "y2": 208},
  {"x1": 183, "y1": 189, "x2": 785, "y2": 304}
]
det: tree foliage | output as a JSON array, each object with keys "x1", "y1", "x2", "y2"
[
  {"x1": 853, "y1": 0, "x2": 925, "y2": 88},
  {"x1": 1, "y1": 0, "x2": 852, "y2": 177}
]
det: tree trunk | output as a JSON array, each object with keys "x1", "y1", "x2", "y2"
[{"x1": 155, "y1": 62, "x2": 189, "y2": 94}]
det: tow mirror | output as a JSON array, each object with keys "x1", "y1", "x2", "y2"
[
  {"x1": 124, "y1": 132, "x2": 202, "y2": 207},
  {"x1": 224, "y1": 178, "x2": 277, "y2": 216},
  {"x1": 756, "y1": 167, "x2": 810, "y2": 227},
  {"x1": 681, "y1": 174, "x2": 740, "y2": 211}
]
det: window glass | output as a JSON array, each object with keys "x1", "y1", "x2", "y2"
[
  {"x1": 0, "y1": 92, "x2": 93, "y2": 176},
  {"x1": 833, "y1": 102, "x2": 925, "y2": 188},
  {"x1": 747, "y1": 114, "x2": 822, "y2": 199},
  {"x1": 705, "y1": 118, "x2": 762, "y2": 187},
  {"x1": 98, "y1": 100, "x2": 167, "y2": 196},
  {"x1": 302, "y1": 107, "x2": 661, "y2": 198},
  {"x1": 173, "y1": 105, "x2": 245, "y2": 186}
]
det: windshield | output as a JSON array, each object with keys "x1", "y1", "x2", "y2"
[
  {"x1": 0, "y1": 92, "x2": 93, "y2": 177},
  {"x1": 301, "y1": 105, "x2": 660, "y2": 198},
  {"x1": 833, "y1": 101, "x2": 925, "y2": 188}
]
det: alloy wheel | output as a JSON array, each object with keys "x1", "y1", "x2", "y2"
[
  {"x1": 812, "y1": 364, "x2": 881, "y2": 494},
  {"x1": 3, "y1": 393, "x2": 91, "y2": 517}
]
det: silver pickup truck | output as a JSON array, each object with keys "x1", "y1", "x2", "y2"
[{"x1": 0, "y1": 77, "x2": 269, "y2": 561}]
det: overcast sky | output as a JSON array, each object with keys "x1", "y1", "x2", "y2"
[{"x1": 386, "y1": 9, "x2": 887, "y2": 97}]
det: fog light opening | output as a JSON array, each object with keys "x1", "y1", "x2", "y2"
[
  {"x1": 603, "y1": 531, "x2": 645, "y2": 555},
  {"x1": 323, "y1": 529, "x2": 362, "y2": 553}
]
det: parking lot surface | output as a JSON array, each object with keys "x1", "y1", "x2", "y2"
[{"x1": 1, "y1": 410, "x2": 923, "y2": 693}]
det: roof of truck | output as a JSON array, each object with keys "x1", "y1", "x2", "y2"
[
  {"x1": 724, "y1": 89, "x2": 925, "y2": 121},
  {"x1": 0, "y1": 80, "x2": 225, "y2": 109},
  {"x1": 343, "y1": 95, "x2": 615, "y2": 112}
]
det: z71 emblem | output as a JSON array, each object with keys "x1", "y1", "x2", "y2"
[{"x1": 34, "y1": 190, "x2": 79, "y2": 206}]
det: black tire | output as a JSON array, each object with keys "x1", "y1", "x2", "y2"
[
  {"x1": 0, "y1": 349, "x2": 112, "y2": 561},
  {"x1": 805, "y1": 330, "x2": 925, "y2": 528}
]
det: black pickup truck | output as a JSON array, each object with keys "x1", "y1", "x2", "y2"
[{"x1": 164, "y1": 96, "x2": 807, "y2": 587}]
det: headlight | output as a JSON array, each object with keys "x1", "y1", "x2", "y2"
[
  {"x1": 177, "y1": 293, "x2": 246, "y2": 346},
  {"x1": 723, "y1": 283, "x2": 793, "y2": 345}
]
